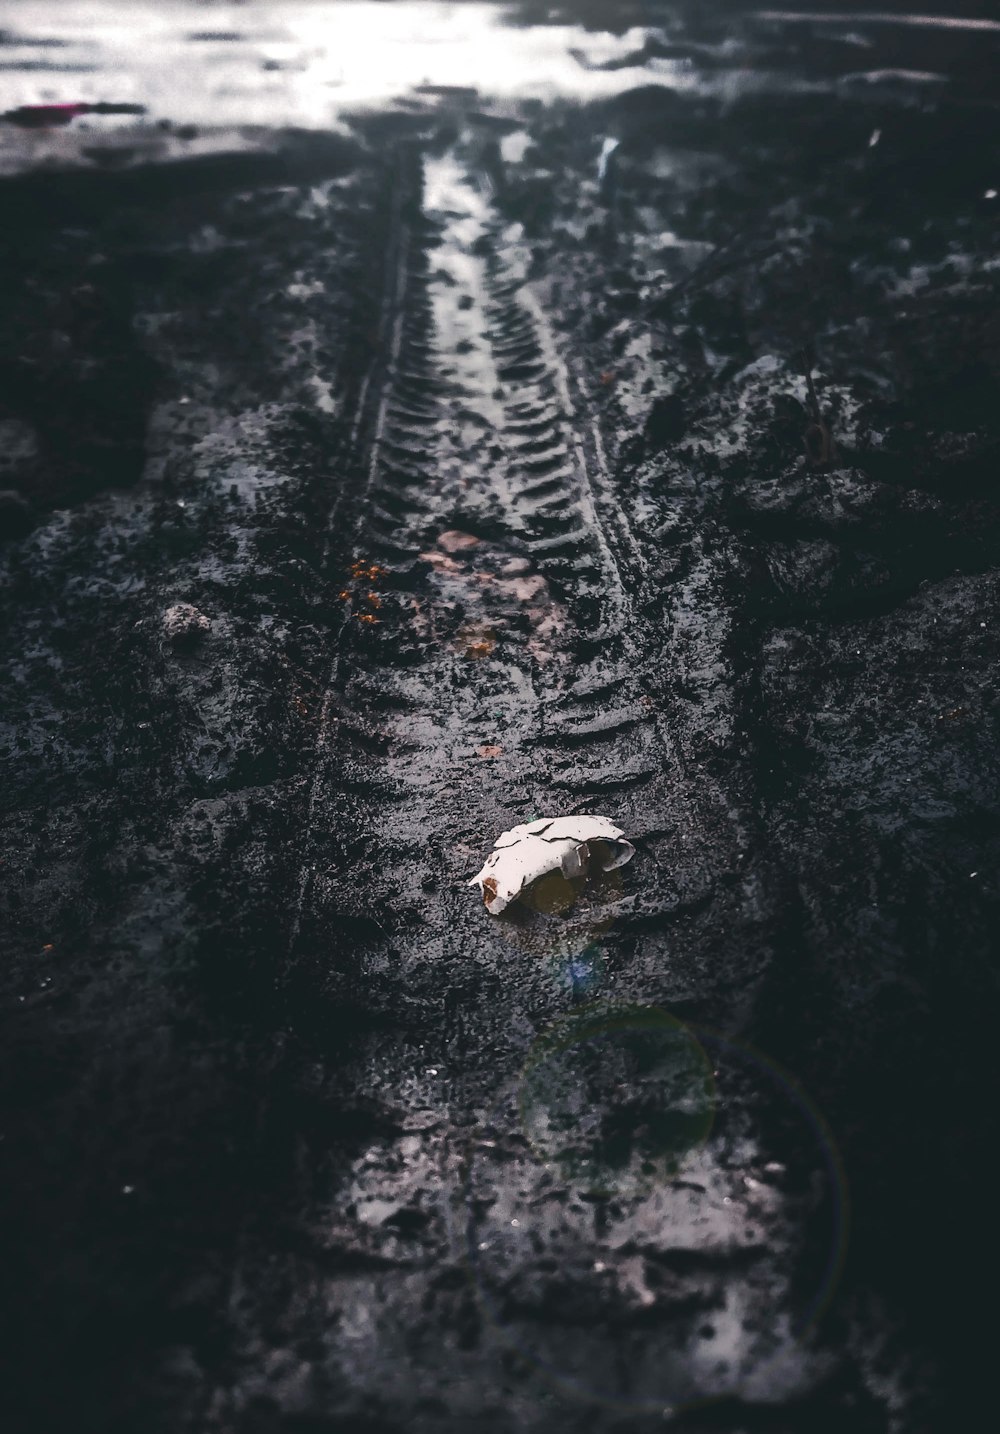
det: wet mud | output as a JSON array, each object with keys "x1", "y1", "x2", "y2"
[{"x1": 1, "y1": 5, "x2": 999, "y2": 1431}]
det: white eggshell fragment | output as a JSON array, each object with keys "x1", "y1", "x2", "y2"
[{"x1": 469, "y1": 816, "x2": 635, "y2": 915}]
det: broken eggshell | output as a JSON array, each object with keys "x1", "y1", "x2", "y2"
[{"x1": 469, "y1": 816, "x2": 635, "y2": 915}]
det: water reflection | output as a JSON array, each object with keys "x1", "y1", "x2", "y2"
[
  {"x1": 4, "y1": 0, "x2": 987, "y2": 176},
  {"x1": 755, "y1": 11, "x2": 1000, "y2": 32},
  {"x1": 0, "y1": 1, "x2": 686, "y2": 131}
]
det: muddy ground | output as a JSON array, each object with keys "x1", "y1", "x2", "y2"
[{"x1": 1, "y1": 4, "x2": 999, "y2": 1431}]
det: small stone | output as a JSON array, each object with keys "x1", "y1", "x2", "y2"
[
  {"x1": 162, "y1": 603, "x2": 211, "y2": 646},
  {"x1": 418, "y1": 549, "x2": 462, "y2": 574},
  {"x1": 501, "y1": 573, "x2": 548, "y2": 604},
  {"x1": 437, "y1": 529, "x2": 480, "y2": 553}
]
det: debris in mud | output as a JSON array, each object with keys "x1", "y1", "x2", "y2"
[
  {"x1": 420, "y1": 531, "x2": 566, "y2": 664},
  {"x1": 454, "y1": 621, "x2": 498, "y2": 659},
  {"x1": 161, "y1": 603, "x2": 211, "y2": 646},
  {"x1": 469, "y1": 816, "x2": 635, "y2": 915},
  {"x1": 350, "y1": 560, "x2": 385, "y2": 582},
  {"x1": 339, "y1": 560, "x2": 385, "y2": 622}
]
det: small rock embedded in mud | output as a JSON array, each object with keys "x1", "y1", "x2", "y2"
[
  {"x1": 469, "y1": 816, "x2": 635, "y2": 915},
  {"x1": 437, "y1": 529, "x2": 480, "y2": 553},
  {"x1": 162, "y1": 603, "x2": 211, "y2": 646},
  {"x1": 418, "y1": 548, "x2": 462, "y2": 574}
]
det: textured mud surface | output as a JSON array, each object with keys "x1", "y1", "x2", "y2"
[{"x1": 2, "y1": 5, "x2": 999, "y2": 1431}]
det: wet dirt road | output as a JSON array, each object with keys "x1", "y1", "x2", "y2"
[{"x1": 2, "y1": 5, "x2": 1000, "y2": 1431}]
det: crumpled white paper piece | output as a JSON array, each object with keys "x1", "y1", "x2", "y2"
[{"x1": 469, "y1": 815, "x2": 635, "y2": 915}]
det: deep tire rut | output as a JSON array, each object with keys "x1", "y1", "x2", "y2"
[{"x1": 289, "y1": 135, "x2": 729, "y2": 979}]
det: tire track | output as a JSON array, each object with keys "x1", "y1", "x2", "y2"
[
  {"x1": 286, "y1": 147, "x2": 420, "y2": 959},
  {"x1": 287, "y1": 129, "x2": 740, "y2": 972}
]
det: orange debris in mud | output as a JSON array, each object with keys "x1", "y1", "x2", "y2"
[
  {"x1": 454, "y1": 620, "x2": 498, "y2": 659},
  {"x1": 350, "y1": 560, "x2": 385, "y2": 581},
  {"x1": 341, "y1": 560, "x2": 387, "y2": 621}
]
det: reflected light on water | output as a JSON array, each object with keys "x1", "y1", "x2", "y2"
[
  {"x1": 754, "y1": 11, "x2": 1000, "y2": 32},
  {"x1": 1, "y1": 2, "x2": 691, "y2": 129}
]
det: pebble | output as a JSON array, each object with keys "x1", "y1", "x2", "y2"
[{"x1": 162, "y1": 603, "x2": 211, "y2": 645}]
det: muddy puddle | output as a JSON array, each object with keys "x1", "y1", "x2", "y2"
[{"x1": 2, "y1": 3, "x2": 999, "y2": 1432}]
